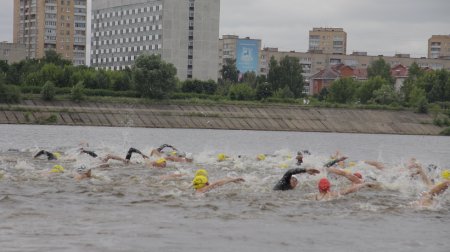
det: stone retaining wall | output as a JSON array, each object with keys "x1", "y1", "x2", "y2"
[{"x1": 0, "y1": 100, "x2": 443, "y2": 135}]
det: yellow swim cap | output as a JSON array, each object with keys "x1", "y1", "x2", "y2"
[
  {"x1": 156, "y1": 158, "x2": 166, "y2": 165},
  {"x1": 257, "y1": 154, "x2": 266, "y2": 161},
  {"x1": 170, "y1": 151, "x2": 177, "y2": 156},
  {"x1": 195, "y1": 169, "x2": 208, "y2": 177},
  {"x1": 50, "y1": 165, "x2": 65, "y2": 173},
  {"x1": 53, "y1": 152, "x2": 61, "y2": 159},
  {"x1": 442, "y1": 170, "x2": 450, "y2": 180},
  {"x1": 217, "y1": 153, "x2": 226, "y2": 161},
  {"x1": 349, "y1": 161, "x2": 356, "y2": 167},
  {"x1": 192, "y1": 175, "x2": 208, "y2": 189}
]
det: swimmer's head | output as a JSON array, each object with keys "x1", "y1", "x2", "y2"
[
  {"x1": 257, "y1": 154, "x2": 266, "y2": 161},
  {"x1": 156, "y1": 158, "x2": 167, "y2": 165},
  {"x1": 192, "y1": 175, "x2": 209, "y2": 190},
  {"x1": 290, "y1": 176, "x2": 299, "y2": 189},
  {"x1": 76, "y1": 165, "x2": 88, "y2": 174},
  {"x1": 353, "y1": 172, "x2": 363, "y2": 179},
  {"x1": 318, "y1": 178, "x2": 331, "y2": 193},
  {"x1": 52, "y1": 152, "x2": 61, "y2": 159},
  {"x1": 349, "y1": 161, "x2": 356, "y2": 167},
  {"x1": 170, "y1": 151, "x2": 177, "y2": 156},
  {"x1": 217, "y1": 153, "x2": 226, "y2": 162},
  {"x1": 442, "y1": 170, "x2": 450, "y2": 180},
  {"x1": 50, "y1": 165, "x2": 65, "y2": 173},
  {"x1": 195, "y1": 169, "x2": 208, "y2": 177}
]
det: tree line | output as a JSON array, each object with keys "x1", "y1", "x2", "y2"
[{"x1": 1, "y1": 50, "x2": 449, "y2": 116}]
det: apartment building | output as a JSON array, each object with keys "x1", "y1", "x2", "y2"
[
  {"x1": 428, "y1": 35, "x2": 450, "y2": 59},
  {"x1": 91, "y1": 0, "x2": 220, "y2": 81},
  {"x1": 309, "y1": 27, "x2": 347, "y2": 55},
  {"x1": 0, "y1": 42, "x2": 27, "y2": 64},
  {"x1": 218, "y1": 35, "x2": 261, "y2": 77},
  {"x1": 13, "y1": 0, "x2": 87, "y2": 65}
]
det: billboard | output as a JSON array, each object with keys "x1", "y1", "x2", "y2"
[{"x1": 236, "y1": 39, "x2": 260, "y2": 75}]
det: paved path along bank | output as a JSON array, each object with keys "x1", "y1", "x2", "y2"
[{"x1": 0, "y1": 100, "x2": 443, "y2": 135}]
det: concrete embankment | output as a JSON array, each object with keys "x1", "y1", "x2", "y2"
[{"x1": 0, "y1": 100, "x2": 443, "y2": 135}]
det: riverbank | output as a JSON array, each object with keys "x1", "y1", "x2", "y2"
[{"x1": 0, "y1": 99, "x2": 443, "y2": 135}]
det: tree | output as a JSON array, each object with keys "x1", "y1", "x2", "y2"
[
  {"x1": 229, "y1": 83, "x2": 255, "y2": 100},
  {"x1": 41, "y1": 81, "x2": 56, "y2": 101},
  {"x1": 110, "y1": 70, "x2": 132, "y2": 91},
  {"x1": 357, "y1": 76, "x2": 388, "y2": 104},
  {"x1": 255, "y1": 82, "x2": 272, "y2": 100},
  {"x1": 279, "y1": 56, "x2": 304, "y2": 98},
  {"x1": 43, "y1": 50, "x2": 72, "y2": 66},
  {"x1": 132, "y1": 54, "x2": 177, "y2": 99},
  {"x1": 267, "y1": 56, "x2": 281, "y2": 91},
  {"x1": 367, "y1": 57, "x2": 394, "y2": 84},
  {"x1": 372, "y1": 84, "x2": 399, "y2": 105},
  {"x1": 409, "y1": 86, "x2": 428, "y2": 113},
  {"x1": 241, "y1": 71, "x2": 257, "y2": 88},
  {"x1": 71, "y1": 81, "x2": 85, "y2": 102},
  {"x1": 268, "y1": 56, "x2": 304, "y2": 98},
  {"x1": 220, "y1": 58, "x2": 239, "y2": 83},
  {"x1": 327, "y1": 77, "x2": 358, "y2": 103}
]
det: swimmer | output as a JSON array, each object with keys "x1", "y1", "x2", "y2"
[
  {"x1": 324, "y1": 156, "x2": 348, "y2": 168},
  {"x1": 74, "y1": 165, "x2": 91, "y2": 181},
  {"x1": 408, "y1": 158, "x2": 433, "y2": 188},
  {"x1": 313, "y1": 177, "x2": 375, "y2": 201},
  {"x1": 102, "y1": 147, "x2": 149, "y2": 164},
  {"x1": 150, "y1": 144, "x2": 178, "y2": 157},
  {"x1": 79, "y1": 148, "x2": 98, "y2": 158},
  {"x1": 34, "y1": 150, "x2": 61, "y2": 160},
  {"x1": 192, "y1": 169, "x2": 244, "y2": 193},
  {"x1": 273, "y1": 168, "x2": 320, "y2": 191},
  {"x1": 412, "y1": 180, "x2": 450, "y2": 207},
  {"x1": 145, "y1": 158, "x2": 167, "y2": 169},
  {"x1": 327, "y1": 167, "x2": 364, "y2": 185},
  {"x1": 364, "y1": 160, "x2": 385, "y2": 170}
]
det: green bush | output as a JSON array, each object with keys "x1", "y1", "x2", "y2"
[
  {"x1": 0, "y1": 84, "x2": 21, "y2": 103},
  {"x1": 229, "y1": 83, "x2": 255, "y2": 101},
  {"x1": 71, "y1": 81, "x2": 85, "y2": 102},
  {"x1": 41, "y1": 81, "x2": 56, "y2": 101}
]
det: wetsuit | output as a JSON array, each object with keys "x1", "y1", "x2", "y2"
[
  {"x1": 157, "y1": 144, "x2": 177, "y2": 152},
  {"x1": 273, "y1": 168, "x2": 307, "y2": 191},
  {"x1": 125, "y1": 147, "x2": 145, "y2": 161},
  {"x1": 34, "y1": 150, "x2": 57, "y2": 160},
  {"x1": 81, "y1": 150, "x2": 98, "y2": 158}
]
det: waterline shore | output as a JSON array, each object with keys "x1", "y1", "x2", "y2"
[{"x1": 0, "y1": 100, "x2": 442, "y2": 135}]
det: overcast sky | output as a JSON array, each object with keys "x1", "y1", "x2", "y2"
[{"x1": 2, "y1": 0, "x2": 449, "y2": 58}]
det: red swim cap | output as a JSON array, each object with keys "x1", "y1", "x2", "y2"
[
  {"x1": 318, "y1": 178, "x2": 330, "y2": 193},
  {"x1": 353, "y1": 172, "x2": 363, "y2": 179}
]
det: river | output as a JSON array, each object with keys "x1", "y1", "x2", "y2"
[{"x1": 0, "y1": 124, "x2": 449, "y2": 252}]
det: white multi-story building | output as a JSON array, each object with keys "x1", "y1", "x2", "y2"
[{"x1": 91, "y1": 0, "x2": 220, "y2": 81}]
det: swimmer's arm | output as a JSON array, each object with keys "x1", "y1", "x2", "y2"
[
  {"x1": 328, "y1": 167, "x2": 362, "y2": 184},
  {"x1": 197, "y1": 177, "x2": 244, "y2": 193},
  {"x1": 364, "y1": 160, "x2": 385, "y2": 170},
  {"x1": 339, "y1": 183, "x2": 367, "y2": 195},
  {"x1": 429, "y1": 181, "x2": 450, "y2": 197},
  {"x1": 324, "y1": 156, "x2": 348, "y2": 167},
  {"x1": 409, "y1": 163, "x2": 433, "y2": 187}
]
